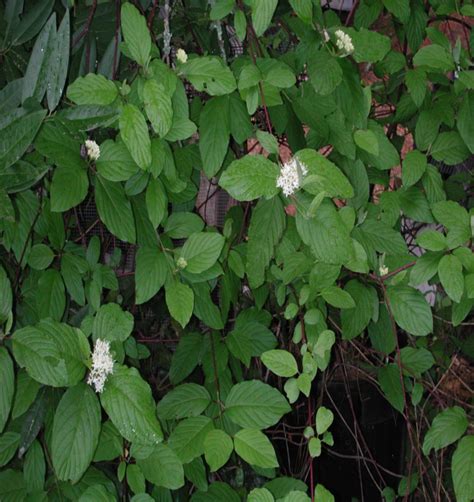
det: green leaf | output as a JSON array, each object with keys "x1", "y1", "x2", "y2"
[
  {"x1": 168, "y1": 416, "x2": 214, "y2": 464},
  {"x1": 157, "y1": 384, "x2": 211, "y2": 420},
  {"x1": 119, "y1": 104, "x2": 152, "y2": 170},
  {"x1": 248, "y1": 487, "x2": 275, "y2": 502},
  {"x1": 340, "y1": 280, "x2": 375, "y2": 339},
  {"x1": 0, "y1": 110, "x2": 46, "y2": 171},
  {"x1": 95, "y1": 175, "x2": 136, "y2": 243},
  {"x1": 11, "y1": 370, "x2": 40, "y2": 420},
  {"x1": 24, "y1": 440, "x2": 45, "y2": 493},
  {"x1": 180, "y1": 232, "x2": 225, "y2": 274},
  {"x1": 457, "y1": 91, "x2": 474, "y2": 153},
  {"x1": 52, "y1": 383, "x2": 101, "y2": 482},
  {"x1": 225, "y1": 380, "x2": 290, "y2": 429},
  {"x1": 315, "y1": 406, "x2": 334, "y2": 435},
  {"x1": 413, "y1": 44, "x2": 454, "y2": 71},
  {"x1": 398, "y1": 347, "x2": 434, "y2": 377},
  {"x1": 308, "y1": 437, "x2": 321, "y2": 458},
  {"x1": 96, "y1": 140, "x2": 138, "y2": 182},
  {"x1": 0, "y1": 470, "x2": 27, "y2": 501},
  {"x1": 289, "y1": 0, "x2": 312, "y2": 23},
  {"x1": 204, "y1": 429, "x2": 233, "y2": 472},
  {"x1": 0, "y1": 432, "x2": 20, "y2": 467},
  {"x1": 100, "y1": 365, "x2": 163, "y2": 445},
  {"x1": 0, "y1": 266, "x2": 12, "y2": 323},
  {"x1": 297, "y1": 149, "x2": 353, "y2": 198},
  {"x1": 121, "y1": 2, "x2": 151, "y2": 67},
  {"x1": 47, "y1": 9, "x2": 70, "y2": 111},
  {"x1": 405, "y1": 68, "x2": 426, "y2": 107},
  {"x1": 247, "y1": 196, "x2": 285, "y2": 288},
  {"x1": 234, "y1": 428, "x2": 278, "y2": 468},
  {"x1": 256, "y1": 130, "x2": 279, "y2": 155},
  {"x1": 354, "y1": 129, "x2": 379, "y2": 156},
  {"x1": 219, "y1": 154, "x2": 279, "y2": 201},
  {"x1": 135, "y1": 247, "x2": 169, "y2": 304},
  {"x1": 261, "y1": 350, "x2": 298, "y2": 377},
  {"x1": 210, "y1": 0, "x2": 234, "y2": 20},
  {"x1": 314, "y1": 484, "x2": 335, "y2": 502},
  {"x1": 146, "y1": 177, "x2": 167, "y2": 228},
  {"x1": 378, "y1": 364, "x2": 404, "y2": 413},
  {"x1": 93, "y1": 303, "x2": 134, "y2": 343},
  {"x1": 452, "y1": 436, "x2": 474, "y2": 502},
  {"x1": 438, "y1": 254, "x2": 464, "y2": 303},
  {"x1": 143, "y1": 80, "x2": 173, "y2": 138},
  {"x1": 199, "y1": 96, "x2": 230, "y2": 177},
  {"x1": 51, "y1": 165, "x2": 89, "y2": 212},
  {"x1": 402, "y1": 150, "x2": 427, "y2": 187},
  {"x1": 432, "y1": 201, "x2": 470, "y2": 247},
  {"x1": 307, "y1": 50, "x2": 342, "y2": 96},
  {"x1": 21, "y1": 13, "x2": 56, "y2": 103},
  {"x1": 164, "y1": 212, "x2": 204, "y2": 238},
  {"x1": 28, "y1": 243, "x2": 54, "y2": 270},
  {"x1": 191, "y1": 482, "x2": 240, "y2": 502},
  {"x1": 35, "y1": 268, "x2": 65, "y2": 318},
  {"x1": 321, "y1": 286, "x2": 355, "y2": 309},
  {"x1": 0, "y1": 348, "x2": 14, "y2": 434},
  {"x1": 137, "y1": 444, "x2": 184, "y2": 490},
  {"x1": 422, "y1": 407, "x2": 468, "y2": 455},
  {"x1": 170, "y1": 333, "x2": 203, "y2": 385},
  {"x1": 386, "y1": 286, "x2": 433, "y2": 336},
  {"x1": 431, "y1": 131, "x2": 470, "y2": 166},
  {"x1": 181, "y1": 57, "x2": 237, "y2": 96},
  {"x1": 251, "y1": 0, "x2": 277, "y2": 36},
  {"x1": 67, "y1": 73, "x2": 118, "y2": 105},
  {"x1": 416, "y1": 230, "x2": 447, "y2": 252},
  {"x1": 165, "y1": 280, "x2": 194, "y2": 328},
  {"x1": 350, "y1": 28, "x2": 391, "y2": 63},
  {"x1": 12, "y1": 319, "x2": 89, "y2": 387}
]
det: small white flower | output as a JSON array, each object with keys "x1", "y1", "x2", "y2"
[
  {"x1": 87, "y1": 338, "x2": 114, "y2": 393},
  {"x1": 335, "y1": 29, "x2": 354, "y2": 55},
  {"x1": 85, "y1": 139, "x2": 100, "y2": 161},
  {"x1": 379, "y1": 265, "x2": 389, "y2": 276},
  {"x1": 276, "y1": 158, "x2": 308, "y2": 197},
  {"x1": 177, "y1": 257, "x2": 188, "y2": 269},
  {"x1": 176, "y1": 48, "x2": 188, "y2": 64}
]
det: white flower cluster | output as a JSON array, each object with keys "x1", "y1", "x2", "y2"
[
  {"x1": 87, "y1": 338, "x2": 114, "y2": 393},
  {"x1": 85, "y1": 139, "x2": 100, "y2": 161},
  {"x1": 276, "y1": 158, "x2": 308, "y2": 197},
  {"x1": 379, "y1": 265, "x2": 389, "y2": 276},
  {"x1": 335, "y1": 29, "x2": 354, "y2": 54},
  {"x1": 176, "y1": 48, "x2": 188, "y2": 64}
]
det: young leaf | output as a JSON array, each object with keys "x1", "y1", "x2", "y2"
[
  {"x1": 234, "y1": 428, "x2": 278, "y2": 468},
  {"x1": 422, "y1": 407, "x2": 468, "y2": 455},
  {"x1": 165, "y1": 280, "x2": 194, "y2": 328},
  {"x1": 261, "y1": 350, "x2": 298, "y2": 377},
  {"x1": 121, "y1": 2, "x2": 151, "y2": 67},
  {"x1": 204, "y1": 429, "x2": 233, "y2": 472}
]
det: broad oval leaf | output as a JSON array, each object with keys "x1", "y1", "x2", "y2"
[
  {"x1": 12, "y1": 319, "x2": 89, "y2": 387},
  {"x1": 137, "y1": 444, "x2": 184, "y2": 490},
  {"x1": 261, "y1": 350, "x2": 298, "y2": 378},
  {"x1": 225, "y1": 380, "x2": 291, "y2": 429},
  {"x1": 100, "y1": 365, "x2": 163, "y2": 445},
  {"x1": 219, "y1": 155, "x2": 279, "y2": 201},
  {"x1": 234, "y1": 428, "x2": 278, "y2": 468},
  {"x1": 386, "y1": 286, "x2": 433, "y2": 337},
  {"x1": 180, "y1": 232, "x2": 225, "y2": 274},
  {"x1": 204, "y1": 429, "x2": 233, "y2": 472},
  {"x1": 422, "y1": 407, "x2": 468, "y2": 455},
  {"x1": 157, "y1": 383, "x2": 211, "y2": 420},
  {"x1": 52, "y1": 383, "x2": 101, "y2": 482}
]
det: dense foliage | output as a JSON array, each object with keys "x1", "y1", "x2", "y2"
[{"x1": 0, "y1": 0, "x2": 473, "y2": 500}]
